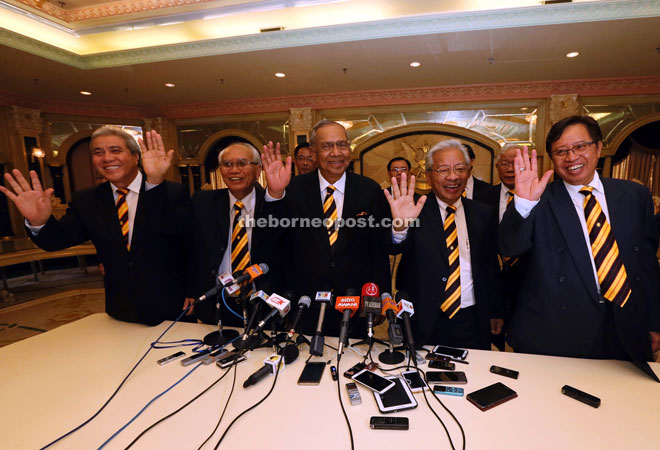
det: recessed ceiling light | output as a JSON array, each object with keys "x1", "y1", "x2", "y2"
[
  {"x1": 566, "y1": 51, "x2": 580, "y2": 58},
  {"x1": 164, "y1": 83, "x2": 175, "y2": 87},
  {"x1": 275, "y1": 72, "x2": 286, "y2": 78},
  {"x1": 410, "y1": 61, "x2": 421, "y2": 68},
  {"x1": 80, "y1": 91, "x2": 92, "y2": 96}
]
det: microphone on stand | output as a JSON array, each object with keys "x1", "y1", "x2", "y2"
[
  {"x1": 335, "y1": 289, "x2": 360, "y2": 362},
  {"x1": 309, "y1": 291, "x2": 333, "y2": 356}
]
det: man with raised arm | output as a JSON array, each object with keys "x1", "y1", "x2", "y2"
[
  {"x1": 0, "y1": 126, "x2": 191, "y2": 325},
  {"x1": 500, "y1": 115, "x2": 660, "y2": 380}
]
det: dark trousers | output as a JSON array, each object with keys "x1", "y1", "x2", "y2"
[{"x1": 424, "y1": 306, "x2": 483, "y2": 349}]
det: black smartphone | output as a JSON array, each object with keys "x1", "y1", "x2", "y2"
[
  {"x1": 428, "y1": 360, "x2": 455, "y2": 370},
  {"x1": 401, "y1": 370, "x2": 428, "y2": 393},
  {"x1": 343, "y1": 362, "x2": 367, "y2": 379},
  {"x1": 426, "y1": 371, "x2": 467, "y2": 384},
  {"x1": 467, "y1": 382, "x2": 518, "y2": 411},
  {"x1": 216, "y1": 352, "x2": 246, "y2": 369},
  {"x1": 490, "y1": 365, "x2": 519, "y2": 379},
  {"x1": 298, "y1": 362, "x2": 326, "y2": 385}
]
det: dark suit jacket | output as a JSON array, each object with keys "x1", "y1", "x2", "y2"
[
  {"x1": 472, "y1": 176, "x2": 491, "y2": 196},
  {"x1": 500, "y1": 179, "x2": 660, "y2": 380},
  {"x1": 281, "y1": 170, "x2": 391, "y2": 337},
  {"x1": 393, "y1": 196, "x2": 503, "y2": 349},
  {"x1": 189, "y1": 185, "x2": 282, "y2": 326},
  {"x1": 31, "y1": 179, "x2": 190, "y2": 325}
]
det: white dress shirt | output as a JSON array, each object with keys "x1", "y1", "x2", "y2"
[
  {"x1": 513, "y1": 172, "x2": 609, "y2": 293},
  {"x1": 318, "y1": 171, "x2": 346, "y2": 220},
  {"x1": 498, "y1": 183, "x2": 514, "y2": 223}
]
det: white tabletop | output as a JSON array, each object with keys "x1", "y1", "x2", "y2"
[{"x1": 1, "y1": 314, "x2": 659, "y2": 450}]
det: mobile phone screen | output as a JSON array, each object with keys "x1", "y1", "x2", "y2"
[
  {"x1": 426, "y1": 371, "x2": 467, "y2": 384},
  {"x1": 378, "y1": 377, "x2": 415, "y2": 409},
  {"x1": 402, "y1": 371, "x2": 426, "y2": 391},
  {"x1": 298, "y1": 362, "x2": 326, "y2": 384},
  {"x1": 352, "y1": 369, "x2": 395, "y2": 393},
  {"x1": 432, "y1": 345, "x2": 467, "y2": 360}
]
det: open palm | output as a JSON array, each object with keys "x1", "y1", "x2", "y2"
[{"x1": 0, "y1": 169, "x2": 53, "y2": 226}]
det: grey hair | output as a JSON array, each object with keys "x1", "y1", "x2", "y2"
[
  {"x1": 218, "y1": 142, "x2": 262, "y2": 165},
  {"x1": 425, "y1": 139, "x2": 470, "y2": 169},
  {"x1": 91, "y1": 125, "x2": 141, "y2": 159},
  {"x1": 309, "y1": 119, "x2": 348, "y2": 145},
  {"x1": 496, "y1": 143, "x2": 524, "y2": 163}
]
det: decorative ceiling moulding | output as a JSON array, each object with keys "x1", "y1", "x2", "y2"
[
  {"x1": 0, "y1": 28, "x2": 84, "y2": 69},
  {"x1": 159, "y1": 76, "x2": 660, "y2": 119},
  {"x1": 3, "y1": 0, "x2": 660, "y2": 69}
]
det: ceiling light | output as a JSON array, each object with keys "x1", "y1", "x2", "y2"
[
  {"x1": 275, "y1": 73, "x2": 286, "y2": 78},
  {"x1": 165, "y1": 83, "x2": 176, "y2": 87},
  {"x1": 410, "y1": 61, "x2": 421, "y2": 68},
  {"x1": 566, "y1": 51, "x2": 580, "y2": 58},
  {"x1": 80, "y1": 91, "x2": 92, "y2": 96}
]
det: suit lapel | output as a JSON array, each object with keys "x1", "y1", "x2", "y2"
[
  {"x1": 95, "y1": 182, "x2": 127, "y2": 252},
  {"x1": 423, "y1": 196, "x2": 449, "y2": 270},
  {"x1": 601, "y1": 178, "x2": 628, "y2": 249},
  {"x1": 547, "y1": 181, "x2": 601, "y2": 303},
  {"x1": 214, "y1": 189, "x2": 230, "y2": 255},
  {"x1": 463, "y1": 198, "x2": 486, "y2": 261},
  {"x1": 304, "y1": 173, "x2": 329, "y2": 251},
  {"x1": 334, "y1": 172, "x2": 358, "y2": 254}
]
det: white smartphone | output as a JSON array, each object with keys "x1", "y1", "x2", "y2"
[
  {"x1": 401, "y1": 370, "x2": 428, "y2": 392},
  {"x1": 373, "y1": 376, "x2": 418, "y2": 413},
  {"x1": 351, "y1": 369, "x2": 395, "y2": 395},
  {"x1": 432, "y1": 344, "x2": 468, "y2": 360}
]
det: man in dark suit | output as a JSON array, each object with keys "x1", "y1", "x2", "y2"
[
  {"x1": 385, "y1": 157, "x2": 411, "y2": 194},
  {"x1": 262, "y1": 120, "x2": 391, "y2": 337},
  {"x1": 475, "y1": 143, "x2": 522, "y2": 350},
  {"x1": 186, "y1": 142, "x2": 283, "y2": 326},
  {"x1": 463, "y1": 143, "x2": 491, "y2": 199},
  {"x1": 0, "y1": 126, "x2": 190, "y2": 325},
  {"x1": 293, "y1": 142, "x2": 317, "y2": 175},
  {"x1": 500, "y1": 115, "x2": 660, "y2": 380},
  {"x1": 385, "y1": 139, "x2": 503, "y2": 349}
]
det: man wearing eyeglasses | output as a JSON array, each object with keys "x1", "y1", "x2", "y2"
[
  {"x1": 475, "y1": 144, "x2": 524, "y2": 351},
  {"x1": 262, "y1": 119, "x2": 391, "y2": 338},
  {"x1": 186, "y1": 142, "x2": 282, "y2": 325},
  {"x1": 385, "y1": 139, "x2": 503, "y2": 349},
  {"x1": 500, "y1": 115, "x2": 660, "y2": 380},
  {"x1": 293, "y1": 142, "x2": 317, "y2": 175},
  {"x1": 386, "y1": 157, "x2": 411, "y2": 193}
]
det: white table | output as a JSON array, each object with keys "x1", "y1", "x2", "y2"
[{"x1": 1, "y1": 314, "x2": 659, "y2": 450}]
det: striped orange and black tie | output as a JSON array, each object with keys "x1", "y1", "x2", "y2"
[
  {"x1": 116, "y1": 188, "x2": 130, "y2": 250},
  {"x1": 231, "y1": 201, "x2": 250, "y2": 273},
  {"x1": 579, "y1": 186, "x2": 631, "y2": 307},
  {"x1": 502, "y1": 190, "x2": 518, "y2": 268},
  {"x1": 440, "y1": 205, "x2": 461, "y2": 319},
  {"x1": 323, "y1": 185, "x2": 338, "y2": 250}
]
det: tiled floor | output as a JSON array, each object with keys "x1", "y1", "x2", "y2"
[{"x1": 0, "y1": 267, "x2": 104, "y2": 347}]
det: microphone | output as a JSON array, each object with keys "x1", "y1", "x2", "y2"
[
  {"x1": 243, "y1": 353, "x2": 286, "y2": 388},
  {"x1": 235, "y1": 290, "x2": 269, "y2": 350},
  {"x1": 335, "y1": 288, "x2": 360, "y2": 361},
  {"x1": 194, "y1": 272, "x2": 237, "y2": 304},
  {"x1": 231, "y1": 263, "x2": 269, "y2": 286},
  {"x1": 309, "y1": 291, "x2": 333, "y2": 356},
  {"x1": 287, "y1": 296, "x2": 312, "y2": 340},
  {"x1": 395, "y1": 291, "x2": 415, "y2": 351},
  {"x1": 251, "y1": 293, "x2": 291, "y2": 337},
  {"x1": 381, "y1": 292, "x2": 403, "y2": 346},
  {"x1": 361, "y1": 282, "x2": 381, "y2": 339}
]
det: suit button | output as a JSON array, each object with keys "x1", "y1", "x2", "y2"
[
  {"x1": 442, "y1": 277, "x2": 447, "y2": 282},
  {"x1": 633, "y1": 246, "x2": 639, "y2": 252},
  {"x1": 558, "y1": 276, "x2": 565, "y2": 283},
  {"x1": 560, "y1": 304, "x2": 567, "y2": 310}
]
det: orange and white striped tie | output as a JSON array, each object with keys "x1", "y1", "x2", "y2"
[
  {"x1": 579, "y1": 186, "x2": 631, "y2": 307},
  {"x1": 116, "y1": 188, "x2": 130, "y2": 250}
]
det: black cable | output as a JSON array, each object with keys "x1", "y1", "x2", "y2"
[
  {"x1": 123, "y1": 367, "x2": 232, "y2": 449},
  {"x1": 213, "y1": 357, "x2": 283, "y2": 449},
  {"x1": 196, "y1": 361, "x2": 239, "y2": 450},
  {"x1": 335, "y1": 358, "x2": 354, "y2": 450}
]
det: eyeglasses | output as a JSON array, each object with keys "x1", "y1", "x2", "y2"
[
  {"x1": 317, "y1": 140, "x2": 350, "y2": 151},
  {"x1": 389, "y1": 167, "x2": 409, "y2": 173},
  {"x1": 497, "y1": 160, "x2": 515, "y2": 169},
  {"x1": 219, "y1": 159, "x2": 260, "y2": 169},
  {"x1": 296, "y1": 156, "x2": 314, "y2": 162},
  {"x1": 427, "y1": 165, "x2": 469, "y2": 176},
  {"x1": 551, "y1": 141, "x2": 596, "y2": 159}
]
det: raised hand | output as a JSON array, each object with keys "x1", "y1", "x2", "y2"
[
  {"x1": 261, "y1": 141, "x2": 291, "y2": 199},
  {"x1": 383, "y1": 173, "x2": 427, "y2": 231},
  {"x1": 0, "y1": 169, "x2": 53, "y2": 226},
  {"x1": 513, "y1": 147, "x2": 553, "y2": 201},
  {"x1": 139, "y1": 130, "x2": 174, "y2": 185}
]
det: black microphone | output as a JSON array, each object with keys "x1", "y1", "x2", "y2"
[
  {"x1": 231, "y1": 263, "x2": 269, "y2": 286},
  {"x1": 335, "y1": 288, "x2": 360, "y2": 361},
  {"x1": 194, "y1": 273, "x2": 235, "y2": 304},
  {"x1": 250, "y1": 293, "x2": 291, "y2": 337},
  {"x1": 395, "y1": 291, "x2": 415, "y2": 351},
  {"x1": 243, "y1": 343, "x2": 299, "y2": 388},
  {"x1": 361, "y1": 283, "x2": 381, "y2": 339},
  {"x1": 287, "y1": 296, "x2": 312, "y2": 340},
  {"x1": 310, "y1": 290, "x2": 333, "y2": 356},
  {"x1": 381, "y1": 292, "x2": 403, "y2": 346},
  {"x1": 235, "y1": 290, "x2": 269, "y2": 350}
]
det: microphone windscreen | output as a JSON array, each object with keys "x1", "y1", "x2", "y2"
[
  {"x1": 279, "y1": 343, "x2": 299, "y2": 364},
  {"x1": 298, "y1": 296, "x2": 312, "y2": 308},
  {"x1": 259, "y1": 263, "x2": 270, "y2": 274}
]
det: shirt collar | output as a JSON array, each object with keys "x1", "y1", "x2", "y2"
[
  {"x1": 111, "y1": 171, "x2": 142, "y2": 195},
  {"x1": 563, "y1": 171, "x2": 604, "y2": 197},
  {"x1": 434, "y1": 195, "x2": 463, "y2": 214},
  {"x1": 318, "y1": 171, "x2": 346, "y2": 195},
  {"x1": 229, "y1": 187, "x2": 256, "y2": 214}
]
